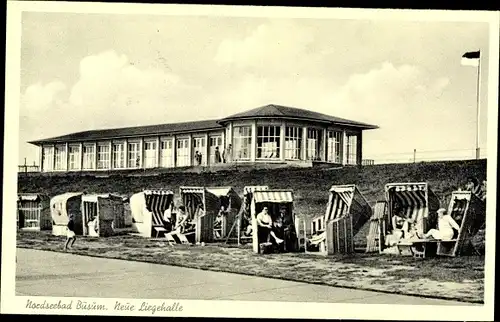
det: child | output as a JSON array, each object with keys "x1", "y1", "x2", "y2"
[{"x1": 64, "y1": 213, "x2": 76, "y2": 250}]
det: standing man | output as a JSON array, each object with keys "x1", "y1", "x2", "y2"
[
  {"x1": 214, "y1": 146, "x2": 222, "y2": 164},
  {"x1": 223, "y1": 144, "x2": 232, "y2": 163},
  {"x1": 64, "y1": 213, "x2": 76, "y2": 251}
]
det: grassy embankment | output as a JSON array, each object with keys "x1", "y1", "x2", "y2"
[
  {"x1": 18, "y1": 159, "x2": 487, "y2": 249},
  {"x1": 16, "y1": 160, "x2": 487, "y2": 303}
]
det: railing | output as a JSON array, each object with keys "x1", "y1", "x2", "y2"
[
  {"x1": 18, "y1": 165, "x2": 40, "y2": 173},
  {"x1": 361, "y1": 159, "x2": 375, "y2": 166}
]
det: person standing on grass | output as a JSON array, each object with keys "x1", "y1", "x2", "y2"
[{"x1": 64, "y1": 213, "x2": 76, "y2": 251}]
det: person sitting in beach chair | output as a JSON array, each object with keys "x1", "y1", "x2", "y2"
[
  {"x1": 214, "y1": 205, "x2": 226, "y2": 238},
  {"x1": 256, "y1": 207, "x2": 283, "y2": 246},
  {"x1": 385, "y1": 208, "x2": 412, "y2": 247},
  {"x1": 174, "y1": 206, "x2": 189, "y2": 233},
  {"x1": 163, "y1": 203, "x2": 174, "y2": 232},
  {"x1": 422, "y1": 208, "x2": 460, "y2": 241}
]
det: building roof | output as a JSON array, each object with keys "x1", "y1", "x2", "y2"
[
  {"x1": 219, "y1": 104, "x2": 378, "y2": 129},
  {"x1": 29, "y1": 119, "x2": 223, "y2": 145},
  {"x1": 29, "y1": 104, "x2": 378, "y2": 146}
]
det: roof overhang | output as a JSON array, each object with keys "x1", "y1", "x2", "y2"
[
  {"x1": 28, "y1": 126, "x2": 224, "y2": 146},
  {"x1": 217, "y1": 116, "x2": 378, "y2": 130}
]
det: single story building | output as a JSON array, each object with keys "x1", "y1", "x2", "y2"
[{"x1": 29, "y1": 104, "x2": 378, "y2": 172}]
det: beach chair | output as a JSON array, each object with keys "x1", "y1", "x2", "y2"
[
  {"x1": 381, "y1": 182, "x2": 441, "y2": 258},
  {"x1": 436, "y1": 191, "x2": 486, "y2": 257},
  {"x1": 365, "y1": 201, "x2": 388, "y2": 253},
  {"x1": 303, "y1": 185, "x2": 372, "y2": 255}
]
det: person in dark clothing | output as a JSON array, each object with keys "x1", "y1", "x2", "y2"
[
  {"x1": 214, "y1": 147, "x2": 222, "y2": 164},
  {"x1": 64, "y1": 213, "x2": 76, "y2": 251}
]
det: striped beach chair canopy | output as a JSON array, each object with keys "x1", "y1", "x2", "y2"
[
  {"x1": 18, "y1": 193, "x2": 48, "y2": 202},
  {"x1": 179, "y1": 186, "x2": 205, "y2": 195},
  {"x1": 384, "y1": 182, "x2": 429, "y2": 214},
  {"x1": 206, "y1": 186, "x2": 234, "y2": 197},
  {"x1": 81, "y1": 193, "x2": 123, "y2": 203},
  {"x1": 50, "y1": 192, "x2": 84, "y2": 208},
  {"x1": 243, "y1": 186, "x2": 269, "y2": 196},
  {"x1": 253, "y1": 189, "x2": 294, "y2": 203},
  {"x1": 384, "y1": 182, "x2": 440, "y2": 234},
  {"x1": 143, "y1": 189, "x2": 174, "y2": 227},
  {"x1": 324, "y1": 185, "x2": 357, "y2": 222}
]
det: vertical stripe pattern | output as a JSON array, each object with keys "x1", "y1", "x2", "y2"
[{"x1": 144, "y1": 190, "x2": 174, "y2": 226}]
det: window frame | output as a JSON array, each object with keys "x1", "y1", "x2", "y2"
[
  {"x1": 96, "y1": 143, "x2": 111, "y2": 170},
  {"x1": 284, "y1": 126, "x2": 303, "y2": 160},
  {"x1": 233, "y1": 126, "x2": 252, "y2": 161},
  {"x1": 82, "y1": 144, "x2": 96, "y2": 170}
]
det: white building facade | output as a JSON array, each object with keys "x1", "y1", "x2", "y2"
[{"x1": 31, "y1": 104, "x2": 378, "y2": 172}]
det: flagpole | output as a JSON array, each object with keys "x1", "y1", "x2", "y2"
[{"x1": 475, "y1": 50, "x2": 481, "y2": 159}]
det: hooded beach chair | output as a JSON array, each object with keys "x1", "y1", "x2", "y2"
[
  {"x1": 178, "y1": 186, "x2": 223, "y2": 244},
  {"x1": 380, "y1": 182, "x2": 440, "y2": 257},
  {"x1": 203, "y1": 187, "x2": 242, "y2": 240},
  {"x1": 302, "y1": 185, "x2": 372, "y2": 255},
  {"x1": 17, "y1": 193, "x2": 51, "y2": 231},
  {"x1": 250, "y1": 189, "x2": 299, "y2": 254},
  {"x1": 225, "y1": 185, "x2": 269, "y2": 245},
  {"x1": 81, "y1": 193, "x2": 124, "y2": 237},
  {"x1": 130, "y1": 189, "x2": 174, "y2": 238},
  {"x1": 50, "y1": 192, "x2": 85, "y2": 236},
  {"x1": 436, "y1": 190, "x2": 486, "y2": 257}
]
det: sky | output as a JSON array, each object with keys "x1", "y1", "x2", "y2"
[{"x1": 18, "y1": 10, "x2": 492, "y2": 165}]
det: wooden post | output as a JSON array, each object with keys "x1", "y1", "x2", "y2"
[
  {"x1": 204, "y1": 133, "x2": 209, "y2": 166},
  {"x1": 156, "y1": 136, "x2": 161, "y2": 168},
  {"x1": 52, "y1": 144, "x2": 56, "y2": 171},
  {"x1": 322, "y1": 128, "x2": 327, "y2": 162},
  {"x1": 93, "y1": 142, "x2": 98, "y2": 170},
  {"x1": 140, "y1": 138, "x2": 144, "y2": 169},
  {"x1": 251, "y1": 121, "x2": 257, "y2": 162},
  {"x1": 172, "y1": 135, "x2": 176, "y2": 167},
  {"x1": 413, "y1": 149, "x2": 416, "y2": 163},
  {"x1": 302, "y1": 126, "x2": 307, "y2": 161},
  {"x1": 280, "y1": 121, "x2": 286, "y2": 161},
  {"x1": 109, "y1": 140, "x2": 113, "y2": 170},
  {"x1": 79, "y1": 143, "x2": 83, "y2": 171},
  {"x1": 188, "y1": 134, "x2": 193, "y2": 167},
  {"x1": 356, "y1": 132, "x2": 362, "y2": 166},
  {"x1": 39, "y1": 146, "x2": 44, "y2": 172}
]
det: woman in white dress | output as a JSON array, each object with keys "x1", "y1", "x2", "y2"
[{"x1": 423, "y1": 208, "x2": 460, "y2": 240}]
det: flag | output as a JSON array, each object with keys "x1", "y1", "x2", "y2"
[{"x1": 461, "y1": 50, "x2": 480, "y2": 67}]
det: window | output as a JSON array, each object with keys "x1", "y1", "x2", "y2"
[
  {"x1": 54, "y1": 145, "x2": 67, "y2": 170},
  {"x1": 233, "y1": 126, "x2": 252, "y2": 160},
  {"x1": 176, "y1": 139, "x2": 190, "y2": 167},
  {"x1": 97, "y1": 144, "x2": 110, "y2": 169},
  {"x1": 285, "y1": 127, "x2": 302, "y2": 160},
  {"x1": 144, "y1": 141, "x2": 157, "y2": 168},
  {"x1": 42, "y1": 146, "x2": 54, "y2": 171},
  {"x1": 160, "y1": 139, "x2": 174, "y2": 168},
  {"x1": 209, "y1": 136, "x2": 223, "y2": 164},
  {"x1": 112, "y1": 142, "x2": 125, "y2": 169},
  {"x1": 327, "y1": 131, "x2": 342, "y2": 163},
  {"x1": 257, "y1": 125, "x2": 281, "y2": 159},
  {"x1": 346, "y1": 134, "x2": 358, "y2": 165},
  {"x1": 307, "y1": 129, "x2": 319, "y2": 161},
  {"x1": 82, "y1": 145, "x2": 95, "y2": 170},
  {"x1": 68, "y1": 145, "x2": 80, "y2": 170},
  {"x1": 128, "y1": 142, "x2": 140, "y2": 168},
  {"x1": 193, "y1": 137, "x2": 206, "y2": 165}
]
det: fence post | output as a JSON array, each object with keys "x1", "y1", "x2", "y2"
[{"x1": 413, "y1": 149, "x2": 416, "y2": 163}]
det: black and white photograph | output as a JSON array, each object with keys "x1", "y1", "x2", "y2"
[{"x1": 1, "y1": 1, "x2": 498, "y2": 320}]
